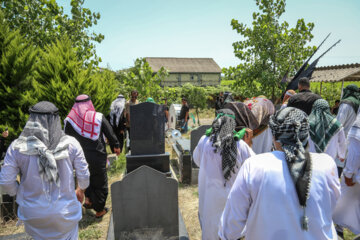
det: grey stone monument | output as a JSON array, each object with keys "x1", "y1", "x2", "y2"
[
  {"x1": 130, "y1": 102, "x2": 165, "y2": 155},
  {"x1": 190, "y1": 125, "x2": 211, "y2": 162},
  {"x1": 126, "y1": 102, "x2": 170, "y2": 173},
  {"x1": 173, "y1": 139, "x2": 191, "y2": 184},
  {"x1": 108, "y1": 166, "x2": 188, "y2": 240},
  {"x1": 190, "y1": 125, "x2": 210, "y2": 184}
]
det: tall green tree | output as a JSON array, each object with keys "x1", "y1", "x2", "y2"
[
  {"x1": 0, "y1": 0, "x2": 104, "y2": 64},
  {"x1": 225, "y1": 0, "x2": 316, "y2": 100},
  {"x1": 33, "y1": 37, "x2": 118, "y2": 119},
  {"x1": 118, "y1": 58, "x2": 168, "y2": 102},
  {"x1": 0, "y1": 10, "x2": 38, "y2": 138}
]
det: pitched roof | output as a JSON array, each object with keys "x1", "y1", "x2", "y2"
[
  {"x1": 145, "y1": 57, "x2": 222, "y2": 73},
  {"x1": 310, "y1": 63, "x2": 360, "y2": 82}
]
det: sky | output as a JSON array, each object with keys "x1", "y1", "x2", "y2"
[{"x1": 62, "y1": 0, "x2": 360, "y2": 71}]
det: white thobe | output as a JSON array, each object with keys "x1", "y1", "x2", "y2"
[
  {"x1": 337, "y1": 103, "x2": 357, "y2": 137},
  {"x1": 193, "y1": 136, "x2": 255, "y2": 240},
  {"x1": 308, "y1": 128, "x2": 346, "y2": 160},
  {"x1": 0, "y1": 137, "x2": 89, "y2": 240},
  {"x1": 252, "y1": 127, "x2": 273, "y2": 154},
  {"x1": 333, "y1": 134, "x2": 360, "y2": 234},
  {"x1": 219, "y1": 151, "x2": 340, "y2": 240}
]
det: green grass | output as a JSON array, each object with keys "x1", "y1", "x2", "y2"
[
  {"x1": 108, "y1": 152, "x2": 126, "y2": 176},
  {"x1": 344, "y1": 228, "x2": 356, "y2": 240}
]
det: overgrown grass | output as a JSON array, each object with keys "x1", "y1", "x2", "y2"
[{"x1": 108, "y1": 152, "x2": 126, "y2": 176}]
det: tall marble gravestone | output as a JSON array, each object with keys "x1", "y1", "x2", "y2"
[
  {"x1": 126, "y1": 102, "x2": 170, "y2": 173},
  {"x1": 107, "y1": 166, "x2": 189, "y2": 240},
  {"x1": 168, "y1": 104, "x2": 182, "y2": 130}
]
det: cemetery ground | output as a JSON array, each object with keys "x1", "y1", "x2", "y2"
[{"x1": 0, "y1": 108, "x2": 356, "y2": 240}]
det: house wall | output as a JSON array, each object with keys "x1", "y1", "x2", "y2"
[{"x1": 162, "y1": 73, "x2": 220, "y2": 87}]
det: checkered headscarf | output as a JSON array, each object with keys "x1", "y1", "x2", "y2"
[
  {"x1": 309, "y1": 99, "x2": 341, "y2": 153},
  {"x1": 210, "y1": 109, "x2": 237, "y2": 185},
  {"x1": 269, "y1": 107, "x2": 312, "y2": 231}
]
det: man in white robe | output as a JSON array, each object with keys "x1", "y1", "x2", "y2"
[
  {"x1": 336, "y1": 84, "x2": 360, "y2": 175},
  {"x1": 219, "y1": 107, "x2": 340, "y2": 240},
  {"x1": 193, "y1": 109, "x2": 254, "y2": 240},
  {"x1": 333, "y1": 110, "x2": 360, "y2": 235},
  {"x1": 308, "y1": 99, "x2": 346, "y2": 161},
  {"x1": 0, "y1": 101, "x2": 90, "y2": 240}
]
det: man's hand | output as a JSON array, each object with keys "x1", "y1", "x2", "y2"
[
  {"x1": 243, "y1": 128, "x2": 253, "y2": 147},
  {"x1": 114, "y1": 147, "x2": 121, "y2": 156},
  {"x1": 75, "y1": 187, "x2": 85, "y2": 203}
]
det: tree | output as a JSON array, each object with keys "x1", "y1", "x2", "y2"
[
  {"x1": 0, "y1": 0, "x2": 104, "y2": 64},
  {"x1": 0, "y1": 10, "x2": 38, "y2": 139},
  {"x1": 181, "y1": 83, "x2": 207, "y2": 125},
  {"x1": 118, "y1": 58, "x2": 168, "y2": 102},
  {"x1": 33, "y1": 37, "x2": 118, "y2": 119},
  {"x1": 225, "y1": 0, "x2": 316, "y2": 100}
]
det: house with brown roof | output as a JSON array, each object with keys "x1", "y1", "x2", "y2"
[{"x1": 145, "y1": 57, "x2": 222, "y2": 87}]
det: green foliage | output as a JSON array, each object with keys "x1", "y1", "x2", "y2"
[
  {"x1": 117, "y1": 58, "x2": 168, "y2": 102},
  {"x1": 181, "y1": 83, "x2": 207, "y2": 125},
  {"x1": 109, "y1": 152, "x2": 126, "y2": 176},
  {"x1": 0, "y1": 10, "x2": 38, "y2": 139},
  {"x1": 311, "y1": 81, "x2": 360, "y2": 106},
  {"x1": 225, "y1": 0, "x2": 316, "y2": 100},
  {"x1": 0, "y1": 0, "x2": 104, "y2": 64},
  {"x1": 33, "y1": 37, "x2": 118, "y2": 119}
]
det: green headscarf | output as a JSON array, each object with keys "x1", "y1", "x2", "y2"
[
  {"x1": 146, "y1": 97, "x2": 155, "y2": 103},
  {"x1": 309, "y1": 99, "x2": 342, "y2": 153},
  {"x1": 341, "y1": 84, "x2": 360, "y2": 113}
]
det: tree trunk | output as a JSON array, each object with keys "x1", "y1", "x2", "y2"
[{"x1": 196, "y1": 108, "x2": 200, "y2": 126}]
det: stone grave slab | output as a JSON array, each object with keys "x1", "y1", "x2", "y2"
[
  {"x1": 130, "y1": 102, "x2": 165, "y2": 155},
  {"x1": 190, "y1": 125, "x2": 210, "y2": 167},
  {"x1": 173, "y1": 139, "x2": 191, "y2": 184},
  {"x1": 110, "y1": 166, "x2": 178, "y2": 239},
  {"x1": 126, "y1": 153, "x2": 170, "y2": 173}
]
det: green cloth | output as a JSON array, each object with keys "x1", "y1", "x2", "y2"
[
  {"x1": 205, "y1": 127, "x2": 246, "y2": 141},
  {"x1": 309, "y1": 99, "x2": 342, "y2": 153},
  {"x1": 146, "y1": 97, "x2": 155, "y2": 103},
  {"x1": 341, "y1": 84, "x2": 360, "y2": 113}
]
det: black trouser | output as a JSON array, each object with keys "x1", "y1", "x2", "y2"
[
  {"x1": 85, "y1": 155, "x2": 108, "y2": 212},
  {"x1": 110, "y1": 132, "x2": 124, "y2": 152},
  {"x1": 337, "y1": 166, "x2": 343, "y2": 178}
]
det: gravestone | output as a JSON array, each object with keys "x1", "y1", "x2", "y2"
[
  {"x1": 190, "y1": 125, "x2": 210, "y2": 184},
  {"x1": 173, "y1": 139, "x2": 191, "y2": 184},
  {"x1": 127, "y1": 102, "x2": 170, "y2": 173},
  {"x1": 109, "y1": 166, "x2": 185, "y2": 240},
  {"x1": 190, "y1": 125, "x2": 210, "y2": 167},
  {"x1": 130, "y1": 102, "x2": 165, "y2": 155},
  {"x1": 168, "y1": 104, "x2": 182, "y2": 130}
]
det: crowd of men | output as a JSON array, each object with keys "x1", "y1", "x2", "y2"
[
  {"x1": 195, "y1": 77, "x2": 360, "y2": 240},
  {"x1": 0, "y1": 78, "x2": 359, "y2": 239}
]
